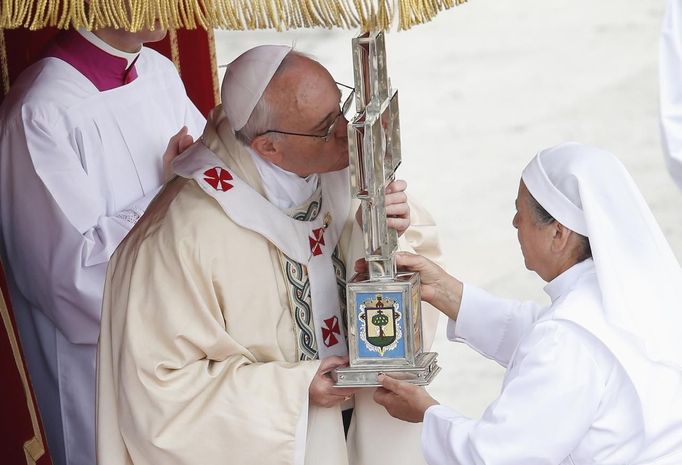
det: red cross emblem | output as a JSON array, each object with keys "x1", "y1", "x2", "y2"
[
  {"x1": 322, "y1": 316, "x2": 341, "y2": 347},
  {"x1": 203, "y1": 167, "x2": 233, "y2": 192},
  {"x1": 309, "y1": 227, "x2": 325, "y2": 256}
]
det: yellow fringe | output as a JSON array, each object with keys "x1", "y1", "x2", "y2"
[
  {"x1": 400, "y1": 0, "x2": 465, "y2": 30},
  {"x1": 1, "y1": 28, "x2": 9, "y2": 96},
  {"x1": 0, "y1": 0, "x2": 466, "y2": 31},
  {"x1": 168, "y1": 27, "x2": 180, "y2": 72},
  {"x1": 206, "y1": 27, "x2": 220, "y2": 104}
]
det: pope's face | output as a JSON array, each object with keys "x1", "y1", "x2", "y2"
[
  {"x1": 264, "y1": 57, "x2": 349, "y2": 177},
  {"x1": 512, "y1": 180, "x2": 555, "y2": 278}
]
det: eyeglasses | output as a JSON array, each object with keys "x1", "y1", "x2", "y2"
[{"x1": 259, "y1": 82, "x2": 355, "y2": 142}]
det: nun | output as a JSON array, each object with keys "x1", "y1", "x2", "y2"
[{"x1": 372, "y1": 142, "x2": 682, "y2": 465}]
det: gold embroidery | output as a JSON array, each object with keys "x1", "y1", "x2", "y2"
[
  {"x1": 206, "y1": 28, "x2": 220, "y2": 107},
  {"x1": 23, "y1": 437, "x2": 44, "y2": 465},
  {"x1": 0, "y1": 29, "x2": 8, "y2": 96},
  {"x1": 168, "y1": 28, "x2": 180, "y2": 75},
  {"x1": 0, "y1": 276, "x2": 47, "y2": 464}
]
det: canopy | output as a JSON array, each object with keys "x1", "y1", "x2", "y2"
[{"x1": 1, "y1": 0, "x2": 466, "y2": 32}]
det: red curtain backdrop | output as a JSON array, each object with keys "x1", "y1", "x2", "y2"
[
  {"x1": 0, "y1": 27, "x2": 218, "y2": 465},
  {"x1": 0, "y1": 264, "x2": 52, "y2": 465}
]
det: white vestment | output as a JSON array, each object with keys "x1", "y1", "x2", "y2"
[
  {"x1": 660, "y1": 0, "x2": 682, "y2": 190},
  {"x1": 97, "y1": 107, "x2": 441, "y2": 465},
  {"x1": 0, "y1": 47, "x2": 205, "y2": 465},
  {"x1": 423, "y1": 259, "x2": 682, "y2": 465}
]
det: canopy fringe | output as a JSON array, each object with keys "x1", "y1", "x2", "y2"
[{"x1": 0, "y1": 0, "x2": 466, "y2": 31}]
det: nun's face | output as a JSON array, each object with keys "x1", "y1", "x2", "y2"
[{"x1": 512, "y1": 181, "x2": 556, "y2": 280}]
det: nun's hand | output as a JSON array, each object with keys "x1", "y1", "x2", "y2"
[
  {"x1": 373, "y1": 374, "x2": 439, "y2": 423},
  {"x1": 356, "y1": 253, "x2": 463, "y2": 321}
]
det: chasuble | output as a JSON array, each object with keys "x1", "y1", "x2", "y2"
[{"x1": 97, "y1": 107, "x2": 441, "y2": 465}]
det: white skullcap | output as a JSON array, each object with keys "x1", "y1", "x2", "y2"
[{"x1": 221, "y1": 45, "x2": 292, "y2": 131}]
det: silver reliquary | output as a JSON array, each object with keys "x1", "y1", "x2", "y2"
[{"x1": 332, "y1": 31, "x2": 440, "y2": 387}]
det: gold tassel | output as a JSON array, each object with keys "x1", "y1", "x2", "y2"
[
  {"x1": 176, "y1": 0, "x2": 192, "y2": 30},
  {"x1": 127, "y1": 0, "x2": 142, "y2": 32},
  {"x1": 56, "y1": 0, "x2": 71, "y2": 29},
  {"x1": 168, "y1": 27, "x2": 180, "y2": 71},
  {"x1": 0, "y1": 0, "x2": 465, "y2": 32},
  {"x1": 114, "y1": 0, "x2": 132, "y2": 29},
  {"x1": 159, "y1": 0, "x2": 172, "y2": 29},
  {"x1": 27, "y1": 0, "x2": 48, "y2": 30},
  {"x1": 253, "y1": 0, "x2": 266, "y2": 29},
  {"x1": 0, "y1": 2, "x2": 7, "y2": 29},
  {"x1": 194, "y1": 0, "x2": 210, "y2": 31},
  {"x1": 16, "y1": 0, "x2": 33, "y2": 28},
  {"x1": 1, "y1": 28, "x2": 10, "y2": 96},
  {"x1": 354, "y1": 0, "x2": 367, "y2": 32},
  {"x1": 309, "y1": 0, "x2": 329, "y2": 28},
  {"x1": 70, "y1": 0, "x2": 88, "y2": 28},
  {"x1": 98, "y1": 0, "x2": 119, "y2": 29},
  {"x1": 201, "y1": 0, "x2": 217, "y2": 30},
  {"x1": 218, "y1": 0, "x2": 241, "y2": 30},
  {"x1": 265, "y1": 0, "x2": 282, "y2": 31},
  {"x1": 4, "y1": 0, "x2": 16, "y2": 27},
  {"x1": 340, "y1": 0, "x2": 360, "y2": 29}
]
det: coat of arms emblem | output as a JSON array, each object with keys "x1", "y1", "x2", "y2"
[{"x1": 358, "y1": 294, "x2": 402, "y2": 356}]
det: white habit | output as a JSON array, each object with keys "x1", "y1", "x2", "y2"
[
  {"x1": 660, "y1": 0, "x2": 682, "y2": 190},
  {"x1": 425, "y1": 261, "x2": 682, "y2": 464},
  {"x1": 423, "y1": 143, "x2": 682, "y2": 465},
  {"x1": 0, "y1": 34, "x2": 205, "y2": 465}
]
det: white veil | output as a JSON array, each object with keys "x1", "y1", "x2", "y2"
[{"x1": 522, "y1": 142, "x2": 682, "y2": 371}]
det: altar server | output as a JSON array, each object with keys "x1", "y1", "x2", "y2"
[
  {"x1": 0, "y1": 27, "x2": 204, "y2": 465},
  {"x1": 374, "y1": 143, "x2": 682, "y2": 465}
]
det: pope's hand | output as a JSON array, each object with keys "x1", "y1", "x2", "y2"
[
  {"x1": 373, "y1": 374, "x2": 439, "y2": 423},
  {"x1": 354, "y1": 179, "x2": 410, "y2": 237},
  {"x1": 309, "y1": 356, "x2": 360, "y2": 408},
  {"x1": 385, "y1": 179, "x2": 410, "y2": 236},
  {"x1": 162, "y1": 126, "x2": 194, "y2": 182}
]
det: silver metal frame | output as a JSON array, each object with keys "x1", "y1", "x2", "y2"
[{"x1": 333, "y1": 31, "x2": 439, "y2": 387}]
